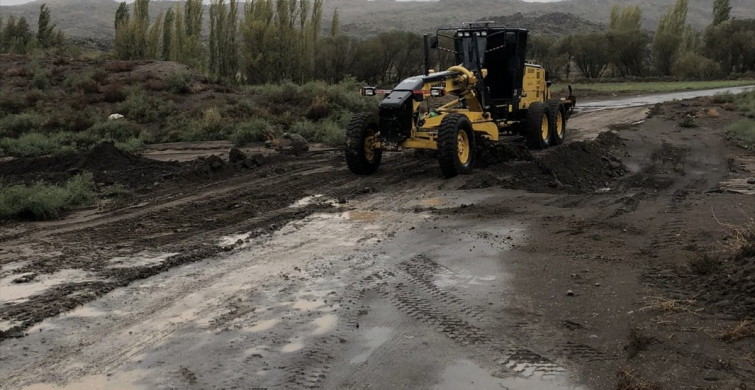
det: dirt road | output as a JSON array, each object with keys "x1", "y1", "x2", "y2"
[{"x1": 1, "y1": 96, "x2": 754, "y2": 389}]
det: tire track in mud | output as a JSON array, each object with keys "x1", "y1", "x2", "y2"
[{"x1": 373, "y1": 254, "x2": 615, "y2": 381}]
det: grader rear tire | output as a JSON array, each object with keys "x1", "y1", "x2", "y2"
[
  {"x1": 345, "y1": 113, "x2": 382, "y2": 175},
  {"x1": 548, "y1": 99, "x2": 566, "y2": 145},
  {"x1": 438, "y1": 113, "x2": 475, "y2": 178},
  {"x1": 526, "y1": 102, "x2": 552, "y2": 150}
]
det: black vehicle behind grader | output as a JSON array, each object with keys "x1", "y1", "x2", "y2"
[{"x1": 345, "y1": 23, "x2": 576, "y2": 178}]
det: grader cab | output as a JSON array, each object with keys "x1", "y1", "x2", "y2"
[{"x1": 345, "y1": 23, "x2": 576, "y2": 178}]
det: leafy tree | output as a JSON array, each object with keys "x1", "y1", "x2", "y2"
[
  {"x1": 526, "y1": 35, "x2": 569, "y2": 80},
  {"x1": 114, "y1": 0, "x2": 150, "y2": 59},
  {"x1": 653, "y1": 0, "x2": 689, "y2": 75},
  {"x1": 184, "y1": 0, "x2": 204, "y2": 70},
  {"x1": 146, "y1": 11, "x2": 163, "y2": 59},
  {"x1": 568, "y1": 33, "x2": 610, "y2": 79},
  {"x1": 607, "y1": 5, "x2": 649, "y2": 77},
  {"x1": 115, "y1": 2, "x2": 129, "y2": 30},
  {"x1": 37, "y1": 4, "x2": 53, "y2": 48},
  {"x1": 171, "y1": 5, "x2": 186, "y2": 63},
  {"x1": 210, "y1": 0, "x2": 238, "y2": 81},
  {"x1": 713, "y1": 0, "x2": 731, "y2": 25},
  {"x1": 162, "y1": 8, "x2": 174, "y2": 61},
  {"x1": 6, "y1": 16, "x2": 32, "y2": 53},
  {"x1": 330, "y1": 8, "x2": 339, "y2": 37}
]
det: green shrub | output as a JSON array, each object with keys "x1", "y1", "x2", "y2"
[
  {"x1": 230, "y1": 118, "x2": 277, "y2": 146},
  {"x1": 166, "y1": 70, "x2": 191, "y2": 94},
  {"x1": 288, "y1": 119, "x2": 344, "y2": 147},
  {"x1": 0, "y1": 172, "x2": 96, "y2": 220},
  {"x1": 87, "y1": 120, "x2": 142, "y2": 141},
  {"x1": 734, "y1": 90, "x2": 755, "y2": 118},
  {"x1": 115, "y1": 137, "x2": 147, "y2": 153},
  {"x1": 45, "y1": 106, "x2": 99, "y2": 132},
  {"x1": 160, "y1": 116, "x2": 202, "y2": 142},
  {"x1": 0, "y1": 131, "x2": 105, "y2": 157},
  {"x1": 0, "y1": 132, "x2": 72, "y2": 157},
  {"x1": 672, "y1": 53, "x2": 721, "y2": 80},
  {"x1": 63, "y1": 72, "x2": 99, "y2": 93},
  {"x1": 712, "y1": 92, "x2": 736, "y2": 104},
  {"x1": 0, "y1": 113, "x2": 46, "y2": 137},
  {"x1": 726, "y1": 118, "x2": 755, "y2": 148},
  {"x1": 101, "y1": 82, "x2": 126, "y2": 103},
  {"x1": 32, "y1": 67, "x2": 52, "y2": 90},
  {"x1": 116, "y1": 88, "x2": 160, "y2": 123},
  {"x1": 0, "y1": 89, "x2": 30, "y2": 115},
  {"x1": 318, "y1": 120, "x2": 345, "y2": 147}
]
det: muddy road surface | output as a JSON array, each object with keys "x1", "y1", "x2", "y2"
[
  {"x1": 576, "y1": 85, "x2": 755, "y2": 113},
  {"x1": 1, "y1": 97, "x2": 754, "y2": 390}
]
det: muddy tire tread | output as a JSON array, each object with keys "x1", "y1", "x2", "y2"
[
  {"x1": 547, "y1": 99, "x2": 566, "y2": 145},
  {"x1": 525, "y1": 102, "x2": 551, "y2": 150},
  {"x1": 438, "y1": 114, "x2": 474, "y2": 178},
  {"x1": 345, "y1": 112, "x2": 381, "y2": 175}
]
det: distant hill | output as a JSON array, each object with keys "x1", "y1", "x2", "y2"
[
  {"x1": 487, "y1": 12, "x2": 604, "y2": 35},
  {"x1": 1, "y1": 0, "x2": 754, "y2": 49}
]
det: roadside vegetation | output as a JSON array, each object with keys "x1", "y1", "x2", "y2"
[{"x1": 0, "y1": 172, "x2": 96, "y2": 220}]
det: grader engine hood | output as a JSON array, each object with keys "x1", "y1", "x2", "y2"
[
  {"x1": 377, "y1": 71, "x2": 460, "y2": 144},
  {"x1": 378, "y1": 77, "x2": 423, "y2": 144}
]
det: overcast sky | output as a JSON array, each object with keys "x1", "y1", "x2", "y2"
[{"x1": 0, "y1": 0, "x2": 566, "y2": 6}]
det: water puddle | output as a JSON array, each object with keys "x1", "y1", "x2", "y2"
[
  {"x1": 434, "y1": 270, "x2": 497, "y2": 288},
  {"x1": 20, "y1": 369, "x2": 150, "y2": 390},
  {"x1": 249, "y1": 318, "x2": 280, "y2": 333},
  {"x1": 292, "y1": 298, "x2": 325, "y2": 310},
  {"x1": 420, "y1": 198, "x2": 447, "y2": 207},
  {"x1": 346, "y1": 211, "x2": 381, "y2": 222},
  {"x1": 0, "y1": 269, "x2": 98, "y2": 304},
  {"x1": 218, "y1": 233, "x2": 252, "y2": 247},
  {"x1": 578, "y1": 85, "x2": 755, "y2": 113},
  {"x1": 435, "y1": 359, "x2": 585, "y2": 390},
  {"x1": 0, "y1": 319, "x2": 23, "y2": 332},
  {"x1": 350, "y1": 326, "x2": 393, "y2": 364},
  {"x1": 107, "y1": 252, "x2": 178, "y2": 269},
  {"x1": 281, "y1": 340, "x2": 304, "y2": 353},
  {"x1": 290, "y1": 194, "x2": 339, "y2": 208},
  {"x1": 311, "y1": 314, "x2": 337, "y2": 335}
]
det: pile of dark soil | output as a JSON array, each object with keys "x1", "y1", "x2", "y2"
[
  {"x1": 687, "y1": 254, "x2": 755, "y2": 320},
  {"x1": 0, "y1": 142, "x2": 266, "y2": 194},
  {"x1": 466, "y1": 132, "x2": 627, "y2": 194},
  {"x1": 0, "y1": 142, "x2": 180, "y2": 189}
]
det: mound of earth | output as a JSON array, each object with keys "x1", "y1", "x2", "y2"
[
  {"x1": 665, "y1": 253, "x2": 755, "y2": 320},
  {"x1": 466, "y1": 132, "x2": 627, "y2": 193},
  {"x1": 0, "y1": 142, "x2": 268, "y2": 195}
]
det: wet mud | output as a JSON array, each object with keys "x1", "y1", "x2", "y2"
[{"x1": 1, "y1": 96, "x2": 754, "y2": 389}]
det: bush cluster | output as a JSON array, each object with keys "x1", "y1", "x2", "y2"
[{"x1": 0, "y1": 173, "x2": 96, "y2": 220}]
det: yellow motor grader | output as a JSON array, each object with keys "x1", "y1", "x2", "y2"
[{"x1": 345, "y1": 23, "x2": 576, "y2": 178}]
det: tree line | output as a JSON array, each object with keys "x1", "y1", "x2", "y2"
[
  {"x1": 528, "y1": 0, "x2": 755, "y2": 80},
  {"x1": 0, "y1": 4, "x2": 65, "y2": 54},
  {"x1": 113, "y1": 0, "x2": 427, "y2": 85}
]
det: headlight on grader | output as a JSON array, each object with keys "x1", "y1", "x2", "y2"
[
  {"x1": 430, "y1": 87, "x2": 446, "y2": 97},
  {"x1": 361, "y1": 87, "x2": 377, "y2": 97}
]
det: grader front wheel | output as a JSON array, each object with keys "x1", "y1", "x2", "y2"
[
  {"x1": 345, "y1": 113, "x2": 382, "y2": 175},
  {"x1": 438, "y1": 113, "x2": 475, "y2": 178}
]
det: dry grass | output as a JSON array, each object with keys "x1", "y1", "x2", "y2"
[
  {"x1": 638, "y1": 297, "x2": 702, "y2": 316},
  {"x1": 616, "y1": 367, "x2": 662, "y2": 390},
  {"x1": 705, "y1": 107, "x2": 720, "y2": 118},
  {"x1": 717, "y1": 320, "x2": 755, "y2": 343},
  {"x1": 712, "y1": 210, "x2": 755, "y2": 260}
]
